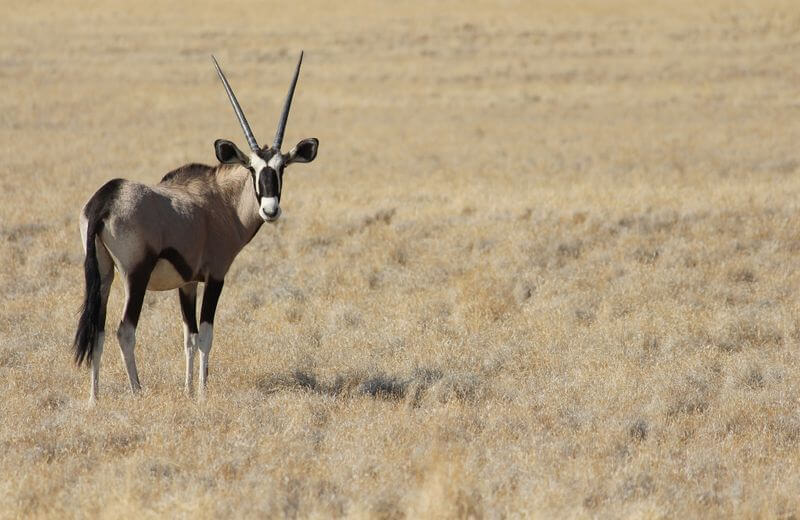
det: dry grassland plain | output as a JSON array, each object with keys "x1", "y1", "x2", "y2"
[{"x1": 2, "y1": 0, "x2": 800, "y2": 517}]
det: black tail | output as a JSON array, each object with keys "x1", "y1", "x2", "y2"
[
  {"x1": 73, "y1": 179, "x2": 122, "y2": 366},
  {"x1": 74, "y1": 179, "x2": 123, "y2": 366},
  {"x1": 74, "y1": 217, "x2": 103, "y2": 366}
]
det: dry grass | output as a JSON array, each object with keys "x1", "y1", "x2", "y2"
[{"x1": 2, "y1": 0, "x2": 800, "y2": 517}]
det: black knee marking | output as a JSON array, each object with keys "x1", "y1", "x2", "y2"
[
  {"x1": 97, "y1": 282, "x2": 113, "y2": 334},
  {"x1": 200, "y1": 278, "x2": 224, "y2": 325},
  {"x1": 98, "y1": 307, "x2": 107, "y2": 334},
  {"x1": 179, "y1": 285, "x2": 198, "y2": 334},
  {"x1": 98, "y1": 306, "x2": 109, "y2": 333},
  {"x1": 123, "y1": 257, "x2": 156, "y2": 328}
]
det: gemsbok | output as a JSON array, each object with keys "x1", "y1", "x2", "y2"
[{"x1": 73, "y1": 52, "x2": 318, "y2": 402}]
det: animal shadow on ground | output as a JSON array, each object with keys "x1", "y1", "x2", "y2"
[{"x1": 256, "y1": 367, "x2": 483, "y2": 407}]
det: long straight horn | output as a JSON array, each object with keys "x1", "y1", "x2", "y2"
[
  {"x1": 211, "y1": 55, "x2": 260, "y2": 152},
  {"x1": 273, "y1": 51, "x2": 304, "y2": 150}
]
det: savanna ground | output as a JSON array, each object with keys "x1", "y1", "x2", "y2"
[{"x1": 2, "y1": 0, "x2": 800, "y2": 517}]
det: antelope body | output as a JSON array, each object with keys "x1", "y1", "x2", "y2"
[{"x1": 73, "y1": 53, "x2": 318, "y2": 401}]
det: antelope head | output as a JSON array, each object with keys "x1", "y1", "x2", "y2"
[{"x1": 212, "y1": 52, "x2": 319, "y2": 222}]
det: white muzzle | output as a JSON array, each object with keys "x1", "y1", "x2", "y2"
[{"x1": 259, "y1": 197, "x2": 280, "y2": 221}]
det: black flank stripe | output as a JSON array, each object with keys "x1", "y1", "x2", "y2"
[{"x1": 159, "y1": 247, "x2": 194, "y2": 282}]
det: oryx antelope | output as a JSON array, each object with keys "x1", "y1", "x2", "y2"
[{"x1": 73, "y1": 52, "x2": 318, "y2": 401}]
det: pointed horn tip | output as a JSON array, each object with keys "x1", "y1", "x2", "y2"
[
  {"x1": 211, "y1": 55, "x2": 223, "y2": 74},
  {"x1": 210, "y1": 54, "x2": 261, "y2": 153}
]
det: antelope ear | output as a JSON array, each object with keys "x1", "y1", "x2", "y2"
[
  {"x1": 214, "y1": 139, "x2": 249, "y2": 166},
  {"x1": 285, "y1": 138, "x2": 319, "y2": 165}
]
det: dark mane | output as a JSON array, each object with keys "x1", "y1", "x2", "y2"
[{"x1": 159, "y1": 163, "x2": 217, "y2": 185}]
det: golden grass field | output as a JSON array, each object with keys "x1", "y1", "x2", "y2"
[{"x1": 2, "y1": 0, "x2": 800, "y2": 517}]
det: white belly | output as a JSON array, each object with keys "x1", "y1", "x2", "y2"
[{"x1": 147, "y1": 259, "x2": 187, "y2": 291}]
